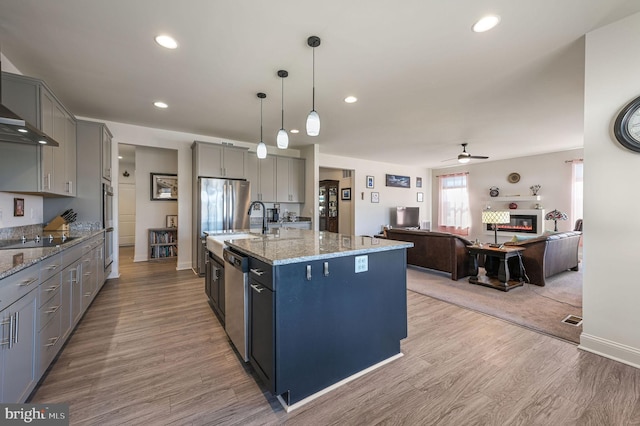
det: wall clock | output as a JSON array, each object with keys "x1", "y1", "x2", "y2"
[{"x1": 614, "y1": 95, "x2": 640, "y2": 153}]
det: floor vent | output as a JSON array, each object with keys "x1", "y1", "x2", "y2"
[{"x1": 562, "y1": 315, "x2": 583, "y2": 326}]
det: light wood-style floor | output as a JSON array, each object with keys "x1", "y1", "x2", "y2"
[{"x1": 30, "y1": 247, "x2": 640, "y2": 425}]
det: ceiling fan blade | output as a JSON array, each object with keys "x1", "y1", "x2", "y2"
[
  {"x1": 441, "y1": 157, "x2": 457, "y2": 162},
  {"x1": 469, "y1": 155, "x2": 489, "y2": 159}
]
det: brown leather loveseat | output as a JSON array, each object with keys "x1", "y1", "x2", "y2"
[
  {"x1": 504, "y1": 231, "x2": 582, "y2": 286},
  {"x1": 385, "y1": 228, "x2": 472, "y2": 280}
]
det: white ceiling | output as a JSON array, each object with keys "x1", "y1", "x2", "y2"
[{"x1": 1, "y1": 0, "x2": 639, "y2": 168}]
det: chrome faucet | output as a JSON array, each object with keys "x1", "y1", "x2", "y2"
[{"x1": 247, "y1": 201, "x2": 267, "y2": 234}]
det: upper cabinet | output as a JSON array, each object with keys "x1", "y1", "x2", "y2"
[
  {"x1": 0, "y1": 72, "x2": 76, "y2": 196},
  {"x1": 192, "y1": 141, "x2": 247, "y2": 179},
  {"x1": 246, "y1": 153, "x2": 277, "y2": 202},
  {"x1": 276, "y1": 157, "x2": 305, "y2": 203},
  {"x1": 101, "y1": 126, "x2": 113, "y2": 182}
]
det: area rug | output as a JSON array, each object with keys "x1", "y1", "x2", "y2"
[{"x1": 406, "y1": 264, "x2": 583, "y2": 343}]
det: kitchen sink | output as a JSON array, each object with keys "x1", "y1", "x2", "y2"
[{"x1": 206, "y1": 233, "x2": 262, "y2": 259}]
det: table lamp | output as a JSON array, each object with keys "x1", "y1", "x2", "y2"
[
  {"x1": 482, "y1": 210, "x2": 511, "y2": 247},
  {"x1": 544, "y1": 209, "x2": 567, "y2": 232}
]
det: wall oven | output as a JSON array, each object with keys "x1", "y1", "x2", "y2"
[{"x1": 103, "y1": 183, "x2": 114, "y2": 271}]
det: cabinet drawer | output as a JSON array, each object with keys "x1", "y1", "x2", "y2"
[
  {"x1": 0, "y1": 265, "x2": 40, "y2": 311},
  {"x1": 38, "y1": 273, "x2": 61, "y2": 308},
  {"x1": 40, "y1": 253, "x2": 63, "y2": 283},
  {"x1": 38, "y1": 287, "x2": 61, "y2": 331},
  {"x1": 37, "y1": 308, "x2": 62, "y2": 376},
  {"x1": 249, "y1": 257, "x2": 273, "y2": 290},
  {"x1": 62, "y1": 242, "x2": 84, "y2": 264}
]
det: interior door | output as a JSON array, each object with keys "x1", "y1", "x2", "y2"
[{"x1": 118, "y1": 183, "x2": 136, "y2": 246}]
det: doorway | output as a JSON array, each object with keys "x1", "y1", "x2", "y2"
[
  {"x1": 319, "y1": 167, "x2": 354, "y2": 234},
  {"x1": 118, "y1": 144, "x2": 136, "y2": 246}
]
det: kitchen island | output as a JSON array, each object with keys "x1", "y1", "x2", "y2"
[{"x1": 224, "y1": 228, "x2": 412, "y2": 411}]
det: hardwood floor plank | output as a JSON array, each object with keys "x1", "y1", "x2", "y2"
[{"x1": 27, "y1": 246, "x2": 640, "y2": 425}]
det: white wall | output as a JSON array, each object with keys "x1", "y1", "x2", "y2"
[
  {"x1": 319, "y1": 153, "x2": 429, "y2": 236},
  {"x1": 581, "y1": 12, "x2": 640, "y2": 368},
  {"x1": 431, "y1": 149, "x2": 583, "y2": 243}
]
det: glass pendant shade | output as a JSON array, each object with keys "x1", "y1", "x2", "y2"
[
  {"x1": 257, "y1": 141, "x2": 267, "y2": 159},
  {"x1": 306, "y1": 110, "x2": 320, "y2": 136},
  {"x1": 277, "y1": 129, "x2": 289, "y2": 149},
  {"x1": 458, "y1": 157, "x2": 470, "y2": 164}
]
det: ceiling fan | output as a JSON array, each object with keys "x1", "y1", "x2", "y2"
[{"x1": 454, "y1": 143, "x2": 489, "y2": 163}]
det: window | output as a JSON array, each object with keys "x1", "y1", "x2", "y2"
[
  {"x1": 571, "y1": 161, "x2": 583, "y2": 226},
  {"x1": 438, "y1": 172, "x2": 470, "y2": 235}
]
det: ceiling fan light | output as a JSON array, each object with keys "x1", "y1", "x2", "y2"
[
  {"x1": 306, "y1": 110, "x2": 320, "y2": 136},
  {"x1": 257, "y1": 141, "x2": 267, "y2": 159},
  {"x1": 458, "y1": 157, "x2": 470, "y2": 164},
  {"x1": 277, "y1": 129, "x2": 289, "y2": 149}
]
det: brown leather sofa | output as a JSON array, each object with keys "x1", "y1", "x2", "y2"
[
  {"x1": 385, "y1": 229, "x2": 472, "y2": 280},
  {"x1": 504, "y1": 231, "x2": 582, "y2": 286}
]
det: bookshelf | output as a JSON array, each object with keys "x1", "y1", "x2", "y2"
[{"x1": 148, "y1": 227, "x2": 178, "y2": 261}]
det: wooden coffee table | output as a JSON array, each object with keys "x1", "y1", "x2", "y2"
[{"x1": 467, "y1": 245, "x2": 525, "y2": 291}]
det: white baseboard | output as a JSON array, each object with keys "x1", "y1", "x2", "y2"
[
  {"x1": 579, "y1": 333, "x2": 640, "y2": 369},
  {"x1": 277, "y1": 352, "x2": 404, "y2": 413},
  {"x1": 177, "y1": 261, "x2": 191, "y2": 270}
]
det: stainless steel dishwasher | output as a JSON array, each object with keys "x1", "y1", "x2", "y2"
[{"x1": 223, "y1": 248, "x2": 250, "y2": 362}]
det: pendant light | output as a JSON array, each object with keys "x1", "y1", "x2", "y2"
[
  {"x1": 306, "y1": 36, "x2": 321, "y2": 136},
  {"x1": 276, "y1": 70, "x2": 289, "y2": 149},
  {"x1": 256, "y1": 92, "x2": 267, "y2": 159}
]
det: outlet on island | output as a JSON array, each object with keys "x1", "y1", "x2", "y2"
[{"x1": 355, "y1": 255, "x2": 368, "y2": 273}]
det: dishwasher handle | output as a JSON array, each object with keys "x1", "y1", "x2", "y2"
[{"x1": 223, "y1": 248, "x2": 248, "y2": 272}]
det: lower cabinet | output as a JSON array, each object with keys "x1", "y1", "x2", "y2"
[
  {"x1": 0, "y1": 290, "x2": 38, "y2": 404},
  {"x1": 248, "y1": 275, "x2": 274, "y2": 389},
  {"x1": 0, "y1": 231, "x2": 108, "y2": 403}
]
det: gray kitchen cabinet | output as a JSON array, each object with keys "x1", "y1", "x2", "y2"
[
  {"x1": 101, "y1": 125, "x2": 113, "y2": 181},
  {"x1": 192, "y1": 141, "x2": 248, "y2": 179},
  {"x1": 247, "y1": 152, "x2": 277, "y2": 202},
  {"x1": 0, "y1": 72, "x2": 76, "y2": 196},
  {"x1": 0, "y1": 287, "x2": 37, "y2": 404},
  {"x1": 276, "y1": 156, "x2": 305, "y2": 203}
]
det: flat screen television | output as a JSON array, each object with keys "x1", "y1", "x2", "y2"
[{"x1": 390, "y1": 207, "x2": 420, "y2": 229}]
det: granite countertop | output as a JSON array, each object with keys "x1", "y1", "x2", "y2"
[
  {"x1": 0, "y1": 230, "x2": 105, "y2": 280},
  {"x1": 226, "y1": 228, "x2": 413, "y2": 266}
]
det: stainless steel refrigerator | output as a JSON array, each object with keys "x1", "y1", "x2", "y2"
[{"x1": 192, "y1": 177, "x2": 251, "y2": 276}]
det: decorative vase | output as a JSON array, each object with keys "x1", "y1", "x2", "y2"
[
  {"x1": 530, "y1": 184, "x2": 541, "y2": 196},
  {"x1": 509, "y1": 202, "x2": 518, "y2": 209}
]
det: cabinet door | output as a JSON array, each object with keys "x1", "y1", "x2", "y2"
[
  {"x1": 102, "y1": 127, "x2": 112, "y2": 181},
  {"x1": 259, "y1": 156, "x2": 277, "y2": 202},
  {"x1": 81, "y1": 251, "x2": 95, "y2": 310},
  {"x1": 195, "y1": 143, "x2": 223, "y2": 177},
  {"x1": 246, "y1": 153, "x2": 260, "y2": 201},
  {"x1": 289, "y1": 158, "x2": 305, "y2": 202},
  {"x1": 249, "y1": 277, "x2": 274, "y2": 391},
  {"x1": 222, "y1": 147, "x2": 246, "y2": 178},
  {"x1": 0, "y1": 291, "x2": 37, "y2": 403},
  {"x1": 276, "y1": 157, "x2": 290, "y2": 202},
  {"x1": 40, "y1": 89, "x2": 55, "y2": 192},
  {"x1": 65, "y1": 116, "x2": 77, "y2": 196},
  {"x1": 52, "y1": 101, "x2": 67, "y2": 194}
]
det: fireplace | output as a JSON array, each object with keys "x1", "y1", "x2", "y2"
[{"x1": 483, "y1": 209, "x2": 545, "y2": 237}]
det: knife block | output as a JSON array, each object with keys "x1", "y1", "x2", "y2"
[{"x1": 44, "y1": 216, "x2": 70, "y2": 234}]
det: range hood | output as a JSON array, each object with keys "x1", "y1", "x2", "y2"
[
  {"x1": 0, "y1": 56, "x2": 60, "y2": 147},
  {"x1": 0, "y1": 103, "x2": 59, "y2": 147}
]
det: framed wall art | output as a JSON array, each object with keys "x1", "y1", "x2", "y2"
[
  {"x1": 166, "y1": 215, "x2": 178, "y2": 228},
  {"x1": 14, "y1": 198, "x2": 24, "y2": 217},
  {"x1": 341, "y1": 188, "x2": 352, "y2": 200},
  {"x1": 385, "y1": 174, "x2": 410, "y2": 188},
  {"x1": 150, "y1": 173, "x2": 178, "y2": 201},
  {"x1": 371, "y1": 192, "x2": 380, "y2": 203},
  {"x1": 417, "y1": 192, "x2": 424, "y2": 202},
  {"x1": 416, "y1": 177, "x2": 422, "y2": 188},
  {"x1": 366, "y1": 175, "x2": 375, "y2": 189}
]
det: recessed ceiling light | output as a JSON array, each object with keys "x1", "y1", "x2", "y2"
[
  {"x1": 155, "y1": 35, "x2": 178, "y2": 49},
  {"x1": 344, "y1": 96, "x2": 358, "y2": 104},
  {"x1": 472, "y1": 15, "x2": 500, "y2": 33},
  {"x1": 18, "y1": 128, "x2": 28, "y2": 133},
  {"x1": 154, "y1": 101, "x2": 169, "y2": 109},
  {"x1": 290, "y1": 129, "x2": 299, "y2": 134},
  {"x1": 118, "y1": 155, "x2": 123, "y2": 159}
]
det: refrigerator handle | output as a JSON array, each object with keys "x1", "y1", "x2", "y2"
[
  {"x1": 223, "y1": 182, "x2": 229, "y2": 230},
  {"x1": 229, "y1": 183, "x2": 235, "y2": 230}
]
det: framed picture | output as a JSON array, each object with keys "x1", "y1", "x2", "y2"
[
  {"x1": 417, "y1": 192, "x2": 424, "y2": 202},
  {"x1": 13, "y1": 253, "x2": 24, "y2": 267},
  {"x1": 371, "y1": 192, "x2": 380, "y2": 203},
  {"x1": 14, "y1": 198, "x2": 24, "y2": 217},
  {"x1": 416, "y1": 177, "x2": 422, "y2": 188},
  {"x1": 341, "y1": 188, "x2": 351, "y2": 200},
  {"x1": 385, "y1": 174, "x2": 410, "y2": 188},
  {"x1": 166, "y1": 215, "x2": 178, "y2": 228},
  {"x1": 150, "y1": 173, "x2": 178, "y2": 201},
  {"x1": 366, "y1": 175, "x2": 375, "y2": 189}
]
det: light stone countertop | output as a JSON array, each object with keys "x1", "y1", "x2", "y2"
[
  {"x1": 0, "y1": 230, "x2": 104, "y2": 280},
  {"x1": 225, "y1": 228, "x2": 413, "y2": 265}
]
